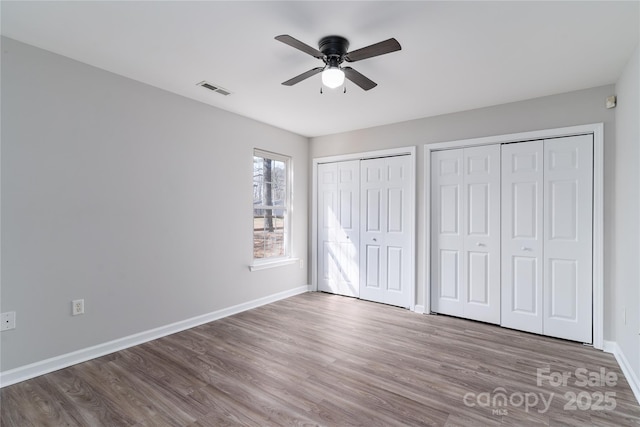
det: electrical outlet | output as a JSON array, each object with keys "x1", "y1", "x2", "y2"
[
  {"x1": 72, "y1": 299, "x2": 84, "y2": 316},
  {"x1": 299, "y1": 259, "x2": 304, "y2": 269},
  {"x1": 1, "y1": 312, "x2": 16, "y2": 331}
]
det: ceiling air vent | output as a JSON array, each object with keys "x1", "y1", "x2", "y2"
[{"x1": 197, "y1": 81, "x2": 232, "y2": 96}]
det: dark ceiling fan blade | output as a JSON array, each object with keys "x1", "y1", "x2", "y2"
[
  {"x1": 343, "y1": 67, "x2": 377, "y2": 91},
  {"x1": 344, "y1": 38, "x2": 401, "y2": 62},
  {"x1": 275, "y1": 35, "x2": 324, "y2": 59},
  {"x1": 281, "y1": 67, "x2": 324, "y2": 86}
]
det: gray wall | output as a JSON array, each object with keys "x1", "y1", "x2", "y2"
[
  {"x1": 1, "y1": 38, "x2": 309, "y2": 371},
  {"x1": 613, "y1": 44, "x2": 639, "y2": 380},
  {"x1": 311, "y1": 84, "x2": 617, "y2": 338},
  {"x1": 3, "y1": 34, "x2": 637, "y2": 384}
]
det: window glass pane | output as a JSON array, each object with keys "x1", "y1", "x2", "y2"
[
  {"x1": 253, "y1": 156, "x2": 264, "y2": 205},
  {"x1": 253, "y1": 157, "x2": 287, "y2": 207},
  {"x1": 253, "y1": 150, "x2": 289, "y2": 261},
  {"x1": 253, "y1": 209, "x2": 286, "y2": 259},
  {"x1": 271, "y1": 159, "x2": 286, "y2": 206}
]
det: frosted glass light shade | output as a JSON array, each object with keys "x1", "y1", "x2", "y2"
[{"x1": 322, "y1": 68, "x2": 345, "y2": 89}]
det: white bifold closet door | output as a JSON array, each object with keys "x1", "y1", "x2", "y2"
[
  {"x1": 430, "y1": 145, "x2": 501, "y2": 324},
  {"x1": 360, "y1": 155, "x2": 413, "y2": 308},
  {"x1": 501, "y1": 141, "x2": 544, "y2": 333},
  {"x1": 502, "y1": 135, "x2": 593, "y2": 343},
  {"x1": 317, "y1": 160, "x2": 360, "y2": 297}
]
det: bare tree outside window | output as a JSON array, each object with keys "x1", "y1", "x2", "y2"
[
  {"x1": 253, "y1": 150, "x2": 289, "y2": 259},
  {"x1": 263, "y1": 158, "x2": 274, "y2": 232}
]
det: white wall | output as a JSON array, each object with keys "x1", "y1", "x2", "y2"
[
  {"x1": 612, "y1": 44, "x2": 640, "y2": 382},
  {"x1": 0, "y1": 37, "x2": 309, "y2": 372},
  {"x1": 310, "y1": 84, "x2": 618, "y2": 338}
]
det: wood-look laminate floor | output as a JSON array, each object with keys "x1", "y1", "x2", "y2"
[{"x1": 2, "y1": 292, "x2": 639, "y2": 426}]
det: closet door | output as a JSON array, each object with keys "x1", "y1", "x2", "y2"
[
  {"x1": 431, "y1": 146, "x2": 500, "y2": 323},
  {"x1": 501, "y1": 141, "x2": 544, "y2": 334},
  {"x1": 360, "y1": 155, "x2": 412, "y2": 308},
  {"x1": 318, "y1": 161, "x2": 360, "y2": 297},
  {"x1": 543, "y1": 135, "x2": 593, "y2": 343},
  {"x1": 431, "y1": 149, "x2": 464, "y2": 317},
  {"x1": 463, "y1": 145, "x2": 501, "y2": 323},
  {"x1": 502, "y1": 136, "x2": 593, "y2": 342}
]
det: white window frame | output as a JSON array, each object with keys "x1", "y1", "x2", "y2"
[{"x1": 250, "y1": 149, "x2": 296, "y2": 271}]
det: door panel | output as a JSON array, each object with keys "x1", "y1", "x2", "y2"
[
  {"x1": 549, "y1": 181, "x2": 578, "y2": 240},
  {"x1": 388, "y1": 188, "x2": 403, "y2": 232},
  {"x1": 387, "y1": 247, "x2": 403, "y2": 291},
  {"x1": 513, "y1": 182, "x2": 538, "y2": 238},
  {"x1": 366, "y1": 189, "x2": 381, "y2": 232},
  {"x1": 360, "y1": 155, "x2": 412, "y2": 308},
  {"x1": 501, "y1": 141, "x2": 544, "y2": 334},
  {"x1": 431, "y1": 145, "x2": 500, "y2": 323},
  {"x1": 512, "y1": 256, "x2": 538, "y2": 314},
  {"x1": 431, "y1": 150, "x2": 464, "y2": 316},
  {"x1": 365, "y1": 245, "x2": 380, "y2": 288},
  {"x1": 549, "y1": 258, "x2": 577, "y2": 319},
  {"x1": 543, "y1": 135, "x2": 593, "y2": 343},
  {"x1": 318, "y1": 161, "x2": 360, "y2": 297},
  {"x1": 462, "y1": 145, "x2": 501, "y2": 323},
  {"x1": 468, "y1": 183, "x2": 489, "y2": 235},
  {"x1": 440, "y1": 185, "x2": 460, "y2": 234},
  {"x1": 318, "y1": 163, "x2": 339, "y2": 294},
  {"x1": 467, "y1": 252, "x2": 488, "y2": 304},
  {"x1": 439, "y1": 249, "x2": 460, "y2": 299},
  {"x1": 340, "y1": 190, "x2": 354, "y2": 229}
]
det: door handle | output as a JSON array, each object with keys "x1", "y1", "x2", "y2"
[
  {"x1": 521, "y1": 246, "x2": 531, "y2": 251},
  {"x1": 476, "y1": 242, "x2": 485, "y2": 247},
  {"x1": 373, "y1": 238, "x2": 377, "y2": 242}
]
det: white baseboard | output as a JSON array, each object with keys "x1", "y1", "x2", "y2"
[
  {"x1": 413, "y1": 304, "x2": 425, "y2": 314},
  {"x1": 0, "y1": 285, "x2": 310, "y2": 388},
  {"x1": 603, "y1": 340, "x2": 640, "y2": 405}
]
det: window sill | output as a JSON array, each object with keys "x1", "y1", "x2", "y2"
[{"x1": 249, "y1": 257, "x2": 300, "y2": 272}]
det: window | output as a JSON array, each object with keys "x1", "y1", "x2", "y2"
[{"x1": 253, "y1": 149, "x2": 290, "y2": 261}]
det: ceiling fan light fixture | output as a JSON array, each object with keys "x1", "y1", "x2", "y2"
[
  {"x1": 322, "y1": 67, "x2": 345, "y2": 89},
  {"x1": 276, "y1": 34, "x2": 401, "y2": 91}
]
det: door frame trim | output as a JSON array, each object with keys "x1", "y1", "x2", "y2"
[
  {"x1": 312, "y1": 146, "x2": 417, "y2": 310},
  {"x1": 424, "y1": 123, "x2": 604, "y2": 349}
]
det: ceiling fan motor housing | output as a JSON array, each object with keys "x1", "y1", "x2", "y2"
[{"x1": 319, "y1": 35, "x2": 349, "y2": 65}]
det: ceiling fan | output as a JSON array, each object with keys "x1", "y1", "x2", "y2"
[{"x1": 275, "y1": 34, "x2": 401, "y2": 91}]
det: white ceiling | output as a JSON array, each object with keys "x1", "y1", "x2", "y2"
[{"x1": 2, "y1": 1, "x2": 638, "y2": 137}]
